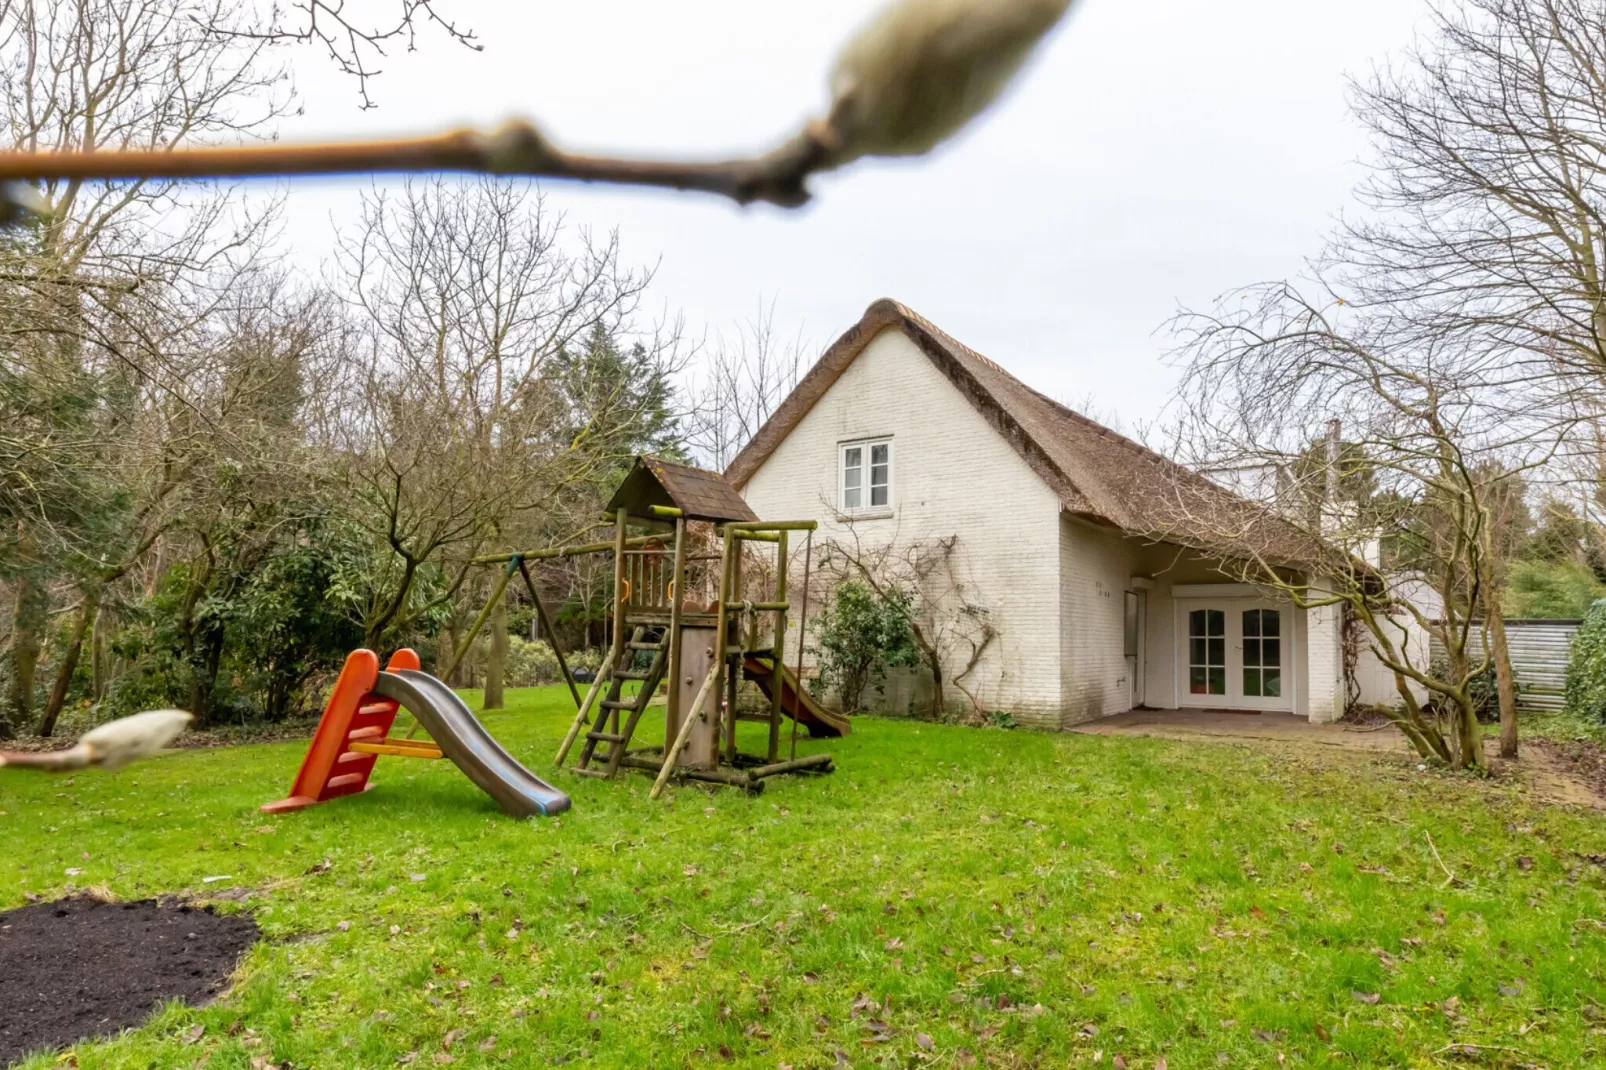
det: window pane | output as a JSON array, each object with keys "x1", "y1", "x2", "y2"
[
  {"x1": 1262, "y1": 611, "x2": 1281, "y2": 637},
  {"x1": 1190, "y1": 638, "x2": 1206, "y2": 665},
  {"x1": 871, "y1": 443, "x2": 888, "y2": 466},
  {"x1": 844, "y1": 446, "x2": 861, "y2": 469},
  {"x1": 1244, "y1": 640, "x2": 1261, "y2": 667},
  {"x1": 843, "y1": 465, "x2": 861, "y2": 490},
  {"x1": 844, "y1": 486, "x2": 861, "y2": 509},
  {"x1": 871, "y1": 483, "x2": 888, "y2": 507},
  {"x1": 1243, "y1": 610, "x2": 1261, "y2": 638},
  {"x1": 1263, "y1": 639, "x2": 1280, "y2": 668},
  {"x1": 1244, "y1": 668, "x2": 1261, "y2": 697},
  {"x1": 1207, "y1": 610, "x2": 1224, "y2": 636},
  {"x1": 1189, "y1": 667, "x2": 1207, "y2": 694},
  {"x1": 1208, "y1": 667, "x2": 1226, "y2": 695},
  {"x1": 1189, "y1": 609, "x2": 1206, "y2": 636},
  {"x1": 1264, "y1": 669, "x2": 1282, "y2": 697},
  {"x1": 1208, "y1": 637, "x2": 1224, "y2": 666}
]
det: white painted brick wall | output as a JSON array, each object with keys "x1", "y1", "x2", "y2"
[
  {"x1": 1305, "y1": 578, "x2": 1345, "y2": 723},
  {"x1": 738, "y1": 328, "x2": 1065, "y2": 724},
  {"x1": 1059, "y1": 518, "x2": 1140, "y2": 726}
]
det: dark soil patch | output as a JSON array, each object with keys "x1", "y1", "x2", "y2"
[
  {"x1": 1531, "y1": 737, "x2": 1606, "y2": 803},
  {"x1": 0, "y1": 896, "x2": 259, "y2": 1065}
]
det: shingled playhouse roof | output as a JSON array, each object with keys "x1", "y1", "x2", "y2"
[
  {"x1": 724, "y1": 299, "x2": 1324, "y2": 567},
  {"x1": 608, "y1": 455, "x2": 759, "y2": 524}
]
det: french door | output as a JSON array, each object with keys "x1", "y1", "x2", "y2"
[{"x1": 1179, "y1": 601, "x2": 1293, "y2": 711}]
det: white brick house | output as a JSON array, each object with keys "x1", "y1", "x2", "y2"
[{"x1": 727, "y1": 300, "x2": 1359, "y2": 728}]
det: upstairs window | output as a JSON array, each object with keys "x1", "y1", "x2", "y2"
[{"x1": 840, "y1": 438, "x2": 892, "y2": 513}]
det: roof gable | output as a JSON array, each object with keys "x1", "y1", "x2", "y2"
[
  {"x1": 608, "y1": 455, "x2": 759, "y2": 523},
  {"x1": 725, "y1": 299, "x2": 1320, "y2": 565}
]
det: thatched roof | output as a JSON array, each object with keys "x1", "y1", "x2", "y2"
[
  {"x1": 725, "y1": 299, "x2": 1323, "y2": 566},
  {"x1": 608, "y1": 455, "x2": 759, "y2": 524}
]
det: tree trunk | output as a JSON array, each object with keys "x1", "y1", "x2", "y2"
[
  {"x1": 484, "y1": 589, "x2": 507, "y2": 710},
  {"x1": 440, "y1": 622, "x2": 462, "y2": 688},
  {"x1": 37, "y1": 591, "x2": 98, "y2": 737},
  {"x1": 1481, "y1": 571, "x2": 1519, "y2": 759},
  {"x1": 90, "y1": 602, "x2": 111, "y2": 701},
  {"x1": 1486, "y1": 611, "x2": 1518, "y2": 759},
  {"x1": 188, "y1": 627, "x2": 227, "y2": 729},
  {"x1": 1456, "y1": 694, "x2": 1487, "y2": 770},
  {"x1": 5, "y1": 571, "x2": 49, "y2": 740}
]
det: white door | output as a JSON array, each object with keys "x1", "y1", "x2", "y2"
[{"x1": 1178, "y1": 600, "x2": 1293, "y2": 711}]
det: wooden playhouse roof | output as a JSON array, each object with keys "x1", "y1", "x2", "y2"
[{"x1": 607, "y1": 456, "x2": 759, "y2": 524}]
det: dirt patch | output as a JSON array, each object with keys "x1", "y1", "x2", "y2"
[
  {"x1": 1528, "y1": 737, "x2": 1606, "y2": 803},
  {"x1": 0, "y1": 896, "x2": 259, "y2": 1065}
]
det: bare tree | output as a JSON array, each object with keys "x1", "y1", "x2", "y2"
[
  {"x1": 684, "y1": 303, "x2": 807, "y2": 472},
  {"x1": 224, "y1": 0, "x2": 480, "y2": 110},
  {"x1": 1167, "y1": 282, "x2": 1578, "y2": 770},
  {"x1": 317, "y1": 177, "x2": 669, "y2": 648},
  {"x1": 0, "y1": 0, "x2": 289, "y2": 736},
  {"x1": 1336, "y1": 0, "x2": 1606, "y2": 390}
]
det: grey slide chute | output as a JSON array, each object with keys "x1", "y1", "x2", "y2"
[{"x1": 373, "y1": 668, "x2": 571, "y2": 818}]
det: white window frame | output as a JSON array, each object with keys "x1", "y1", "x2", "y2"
[{"x1": 838, "y1": 437, "x2": 894, "y2": 516}]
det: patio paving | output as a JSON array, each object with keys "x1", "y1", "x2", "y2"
[{"x1": 1072, "y1": 708, "x2": 1413, "y2": 753}]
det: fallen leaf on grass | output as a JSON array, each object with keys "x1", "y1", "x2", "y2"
[
  {"x1": 916, "y1": 1032, "x2": 933, "y2": 1051},
  {"x1": 182, "y1": 1024, "x2": 205, "y2": 1044},
  {"x1": 1352, "y1": 991, "x2": 1380, "y2": 1005},
  {"x1": 1516, "y1": 856, "x2": 1534, "y2": 871},
  {"x1": 396, "y1": 1051, "x2": 417, "y2": 1064}
]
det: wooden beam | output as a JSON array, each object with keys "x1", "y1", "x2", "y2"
[
  {"x1": 665, "y1": 516, "x2": 688, "y2": 744},
  {"x1": 748, "y1": 753, "x2": 833, "y2": 778},
  {"x1": 519, "y1": 559, "x2": 581, "y2": 709},
  {"x1": 555, "y1": 661, "x2": 612, "y2": 766}
]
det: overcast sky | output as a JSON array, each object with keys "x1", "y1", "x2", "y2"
[{"x1": 271, "y1": 0, "x2": 1432, "y2": 431}]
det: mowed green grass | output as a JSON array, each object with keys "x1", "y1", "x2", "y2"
[{"x1": 3, "y1": 687, "x2": 1604, "y2": 1069}]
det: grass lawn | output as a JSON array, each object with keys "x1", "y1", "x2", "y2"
[{"x1": 3, "y1": 686, "x2": 1605, "y2": 1069}]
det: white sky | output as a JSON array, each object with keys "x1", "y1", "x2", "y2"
[{"x1": 269, "y1": 0, "x2": 1432, "y2": 430}]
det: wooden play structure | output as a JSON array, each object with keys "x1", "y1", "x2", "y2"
[
  {"x1": 530, "y1": 456, "x2": 847, "y2": 796},
  {"x1": 262, "y1": 456, "x2": 843, "y2": 815}
]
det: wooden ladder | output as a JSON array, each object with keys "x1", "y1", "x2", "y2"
[{"x1": 575, "y1": 625, "x2": 669, "y2": 778}]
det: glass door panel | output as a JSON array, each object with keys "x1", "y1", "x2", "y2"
[
  {"x1": 1188, "y1": 608, "x2": 1226, "y2": 696},
  {"x1": 1241, "y1": 608, "x2": 1282, "y2": 698}
]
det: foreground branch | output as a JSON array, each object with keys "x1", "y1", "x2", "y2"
[{"x1": 0, "y1": 120, "x2": 835, "y2": 208}]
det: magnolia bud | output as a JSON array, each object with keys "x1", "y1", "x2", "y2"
[{"x1": 824, "y1": 0, "x2": 1075, "y2": 164}]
